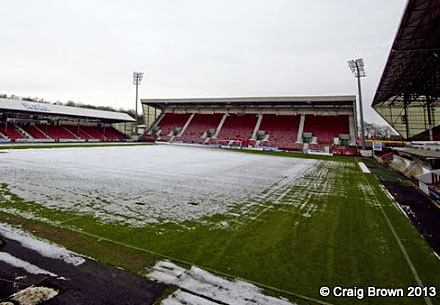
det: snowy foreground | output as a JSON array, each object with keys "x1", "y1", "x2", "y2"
[
  {"x1": 0, "y1": 222, "x2": 296, "y2": 305},
  {"x1": 0, "y1": 222, "x2": 84, "y2": 277},
  {"x1": 0, "y1": 223, "x2": 80, "y2": 304},
  {"x1": 0, "y1": 145, "x2": 318, "y2": 225},
  {"x1": 147, "y1": 260, "x2": 295, "y2": 305}
]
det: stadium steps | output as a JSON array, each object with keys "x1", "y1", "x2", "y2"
[
  {"x1": 37, "y1": 125, "x2": 78, "y2": 140},
  {"x1": 103, "y1": 127, "x2": 126, "y2": 140},
  {"x1": 251, "y1": 114, "x2": 263, "y2": 140},
  {"x1": 33, "y1": 125, "x2": 51, "y2": 139},
  {"x1": 20, "y1": 125, "x2": 49, "y2": 139},
  {"x1": 69, "y1": 126, "x2": 93, "y2": 140},
  {"x1": 216, "y1": 114, "x2": 257, "y2": 144},
  {"x1": 180, "y1": 114, "x2": 223, "y2": 144},
  {"x1": 147, "y1": 113, "x2": 165, "y2": 135},
  {"x1": 156, "y1": 113, "x2": 191, "y2": 141},
  {"x1": 79, "y1": 126, "x2": 105, "y2": 140},
  {"x1": 213, "y1": 114, "x2": 228, "y2": 138},
  {"x1": 0, "y1": 123, "x2": 25, "y2": 139},
  {"x1": 297, "y1": 115, "x2": 305, "y2": 142},
  {"x1": 14, "y1": 125, "x2": 33, "y2": 139},
  {"x1": 79, "y1": 128, "x2": 93, "y2": 140},
  {"x1": 178, "y1": 113, "x2": 195, "y2": 137},
  {"x1": 63, "y1": 126, "x2": 81, "y2": 139},
  {"x1": 258, "y1": 114, "x2": 300, "y2": 149}
]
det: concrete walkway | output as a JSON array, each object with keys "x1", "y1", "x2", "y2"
[{"x1": 363, "y1": 158, "x2": 440, "y2": 257}]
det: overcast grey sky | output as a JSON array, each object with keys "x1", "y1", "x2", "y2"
[{"x1": 1, "y1": 0, "x2": 407, "y2": 123}]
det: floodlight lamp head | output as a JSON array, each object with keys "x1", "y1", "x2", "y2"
[
  {"x1": 348, "y1": 58, "x2": 366, "y2": 77},
  {"x1": 348, "y1": 60, "x2": 357, "y2": 73},
  {"x1": 133, "y1": 72, "x2": 144, "y2": 85}
]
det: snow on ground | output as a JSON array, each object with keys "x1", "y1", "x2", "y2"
[
  {"x1": 161, "y1": 290, "x2": 218, "y2": 305},
  {"x1": 147, "y1": 260, "x2": 295, "y2": 305},
  {"x1": 358, "y1": 162, "x2": 371, "y2": 173},
  {"x1": 0, "y1": 145, "x2": 318, "y2": 225},
  {"x1": 227, "y1": 161, "x2": 349, "y2": 225},
  {"x1": 0, "y1": 222, "x2": 85, "y2": 266},
  {"x1": 0, "y1": 252, "x2": 57, "y2": 277},
  {"x1": 11, "y1": 287, "x2": 58, "y2": 305}
]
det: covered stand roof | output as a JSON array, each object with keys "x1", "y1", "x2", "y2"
[
  {"x1": 0, "y1": 98, "x2": 135, "y2": 123},
  {"x1": 372, "y1": 0, "x2": 440, "y2": 139},
  {"x1": 142, "y1": 96, "x2": 356, "y2": 109}
]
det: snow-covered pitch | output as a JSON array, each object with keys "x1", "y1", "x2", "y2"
[{"x1": 0, "y1": 145, "x2": 319, "y2": 226}]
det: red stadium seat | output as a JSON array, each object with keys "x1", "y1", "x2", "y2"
[
  {"x1": 180, "y1": 114, "x2": 223, "y2": 143},
  {"x1": 21, "y1": 125, "x2": 48, "y2": 139},
  {"x1": 64, "y1": 125, "x2": 92, "y2": 139},
  {"x1": 36, "y1": 125, "x2": 77, "y2": 139},
  {"x1": 303, "y1": 115, "x2": 350, "y2": 144},
  {"x1": 0, "y1": 124, "x2": 24, "y2": 139},
  {"x1": 259, "y1": 115, "x2": 300, "y2": 150},
  {"x1": 157, "y1": 113, "x2": 191, "y2": 140},
  {"x1": 216, "y1": 114, "x2": 257, "y2": 144}
]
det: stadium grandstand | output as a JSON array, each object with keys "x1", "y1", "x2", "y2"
[
  {"x1": 141, "y1": 96, "x2": 358, "y2": 155},
  {"x1": 371, "y1": 0, "x2": 440, "y2": 210},
  {"x1": 372, "y1": 0, "x2": 440, "y2": 141},
  {"x1": 0, "y1": 97, "x2": 134, "y2": 143}
]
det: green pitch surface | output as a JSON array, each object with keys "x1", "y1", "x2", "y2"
[{"x1": 0, "y1": 146, "x2": 439, "y2": 305}]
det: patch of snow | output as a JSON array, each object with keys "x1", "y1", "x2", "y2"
[
  {"x1": 226, "y1": 213, "x2": 240, "y2": 217},
  {"x1": 147, "y1": 260, "x2": 296, "y2": 305},
  {"x1": 11, "y1": 286, "x2": 58, "y2": 305},
  {"x1": 0, "y1": 208, "x2": 59, "y2": 228},
  {"x1": 232, "y1": 161, "x2": 344, "y2": 225},
  {"x1": 162, "y1": 290, "x2": 218, "y2": 305},
  {"x1": 0, "y1": 222, "x2": 85, "y2": 266},
  {"x1": 0, "y1": 252, "x2": 57, "y2": 277},
  {"x1": 358, "y1": 162, "x2": 371, "y2": 173},
  {"x1": 358, "y1": 184, "x2": 380, "y2": 208},
  {"x1": 401, "y1": 205, "x2": 415, "y2": 219},
  {"x1": 218, "y1": 221, "x2": 228, "y2": 228}
]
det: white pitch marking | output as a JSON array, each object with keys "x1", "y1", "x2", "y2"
[
  {"x1": 358, "y1": 164, "x2": 433, "y2": 305},
  {"x1": 358, "y1": 162, "x2": 371, "y2": 173}
]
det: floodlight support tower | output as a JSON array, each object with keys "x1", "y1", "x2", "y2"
[
  {"x1": 133, "y1": 72, "x2": 144, "y2": 136},
  {"x1": 348, "y1": 59, "x2": 367, "y2": 150}
]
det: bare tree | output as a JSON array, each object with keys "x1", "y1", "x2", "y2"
[{"x1": 363, "y1": 121, "x2": 397, "y2": 139}]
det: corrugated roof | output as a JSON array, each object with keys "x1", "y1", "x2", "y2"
[
  {"x1": 142, "y1": 95, "x2": 355, "y2": 105},
  {"x1": 372, "y1": 0, "x2": 440, "y2": 106},
  {"x1": 0, "y1": 98, "x2": 135, "y2": 122}
]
